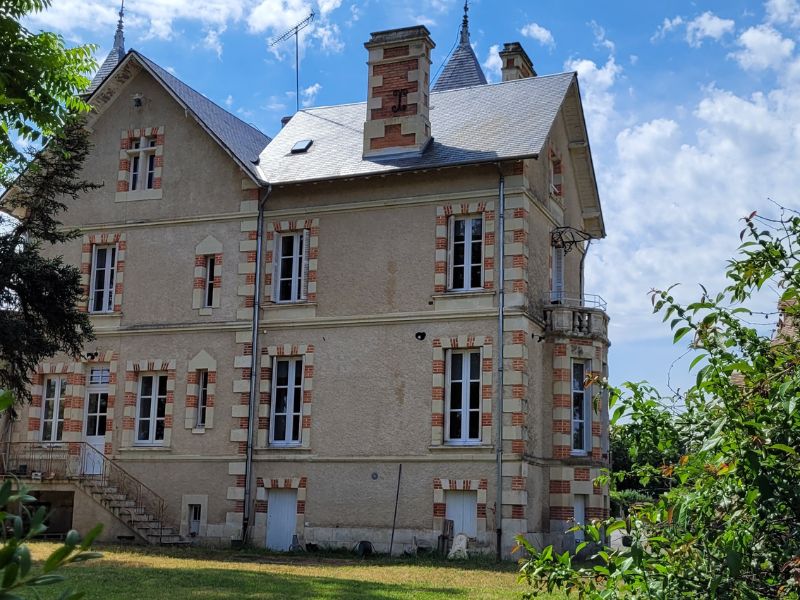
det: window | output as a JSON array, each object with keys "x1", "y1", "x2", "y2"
[
  {"x1": 275, "y1": 231, "x2": 307, "y2": 303},
  {"x1": 571, "y1": 360, "x2": 591, "y2": 453},
  {"x1": 41, "y1": 377, "x2": 66, "y2": 443},
  {"x1": 448, "y1": 216, "x2": 483, "y2": 291},
  {"x1": 188, "y1": 504, "x2": 201, "y2": 536},
  {"x1": 128, "y1": 136, "x2": 157, "y2": 191},
  {"x1": 551, "y1": 246, "x2": 564, "y2": 303},
  {"x1": 196, "y1": 370, "x2": 208, "y2": 428},
  {"x1": 204, "y1": 256, "x2": 216, "y2": 308},
  {"x1": 573, "y1": 494, "x2": 587, "y2": 542},
  {"x1": 549, "y1": 154, "x2": 563, "y2": 197},
  {"x1": 445, "y1": 350, "x2": 481, "y2": 443},
  {"x1": 89, "y1": 245, "x2": 117, "y2": 313},
  {"x1": 136, "y1": 374, "x2": 168, "y2": 445},
  {"x1": 85, "y1": 368, "x2": 109, "y2": 439},
  {"x1": 269, "y1": 357, "x2": 303, "y2": 445}
]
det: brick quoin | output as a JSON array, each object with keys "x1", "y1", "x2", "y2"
[
  {"x1": 511, "y1": 505, "x2": 525, "y2": 519},
  {"x1": 511, "y1": 476, "x2": 525, "y2": 490},
  {"x1": 511, "y1": 440, "x2": 525, "y2": 454},
  {"x1": 574, "y1": 467, "x2": 590, "y2": 481},
  {"x1": 370, "y1": 59, "x2": 419, "y2": 120},
  {"x1": 433, "y1": 502, "x2": 446, "y2": 517},
  {"x1": 550, "y1": 506, "x2": 573, "y2": 520},
  {"x1": 554, "y1": 344, "x2": 567, "y2": 356},
  {"x1": 553, "y1": 445, "x2": 571, "y2": 459},
  {"x1": 370, "y1": 124, "x2": 416, "y2": 150},
  {"x1": 549, "y1": 480, "x2": 570, "y2": 494},
  {"x1": 553, "y1": 394, "x2": 571, "y2": 407},
  {"x1": 383, "y1": 44, "x2": 410, "y2": 58}
]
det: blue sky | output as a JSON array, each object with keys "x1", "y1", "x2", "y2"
[{"x1": 28, "y1": 0, "x2": 800, "y2": 392}]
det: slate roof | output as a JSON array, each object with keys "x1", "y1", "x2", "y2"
[
  {"x1": 257, "y1": 72, "x2": 575, "y2": 185},
  {"x1": 87, "y1": 46, "x2": 126, "y2": 95},
  {"x1": 432, "y1": 42, "x2": 487, "y2": 92},
  {"x1": 111, "y1": 52, "x2": 271, "y2": 181}
]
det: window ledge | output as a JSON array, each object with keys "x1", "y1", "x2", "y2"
[
  {"x1": 121, "y1": 446, "x2": 171, "y2": 452},
  {"x1": 431, "y1": 290, "x2": 494, "y2": 312},
  {"x1": 264, "y1": 302, "x2": 317, "y2": 320},
  {"x1": 429, "y1": 444, "x2": 493, "y2": 452},
  {"x1": 191, "y1": 428, "x2": 206, "y2": 435},
  {"x1": 115, "y1": 189, "x2": 163, "y2": 203},
  {"x1": 89, "y1": 312, "x2": 121, "y2": 318}
]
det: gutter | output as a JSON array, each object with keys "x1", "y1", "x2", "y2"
[
  {"x1": 495, "y1": 166, "x2": 505, "y2": 561},
  {"x1": 241, "y1": 183, "x2": 271, "y2": 545}
]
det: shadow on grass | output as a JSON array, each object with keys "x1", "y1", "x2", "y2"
[
  {"x1": 50, "y1": 565, "x2": 469, "y2": 600},
  {"x1": 92, "y1": 543, "x2": 520, "y2": 573}
]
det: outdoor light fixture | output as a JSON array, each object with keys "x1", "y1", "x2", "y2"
[{"x1": 415, "y1": 332, "x2": 426, "y2": 341}]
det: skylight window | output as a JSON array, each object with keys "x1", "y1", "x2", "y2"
[{"x1": 290, "y1": 139, "x2": 313, "y2": 154}]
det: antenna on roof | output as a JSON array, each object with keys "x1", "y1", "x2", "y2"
[{"x1": 270, "y1": 11, "x2": 315, "y2": 113}]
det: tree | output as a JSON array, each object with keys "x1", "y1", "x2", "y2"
[
  {"x1": 0, "y1": 117, "x2": 97, "y2": 403},
  {"x1": 517, "y1": 208, "x2": 800, "y2": 599},
  {"x1": 0, "y1": 0, "x2": 96, "y2": 185}
]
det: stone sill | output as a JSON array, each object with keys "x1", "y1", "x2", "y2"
[
  {"x1": 118, "y1": 446, "x2": 172, "y2": 452},
  {"x1": 428, "y1": 444, "x2": 494, "y2": 452},
  {"x1": 430, "y1": 290, "x2": 495, "y2": 311}
]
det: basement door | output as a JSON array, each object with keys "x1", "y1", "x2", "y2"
[
  {"x1": 82, "y1": 368, "x2": 109, "y2": 476},
  {"x1": 265, "y1": 489, "x2": 297, "y2": 551},
  {"x1": 445, "y1": 490, "x2": 478, "y2": 538}
]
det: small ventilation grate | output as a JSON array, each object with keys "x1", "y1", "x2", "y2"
[{"x1": 291, "y1": 139, "x2": 313, "y2": 154}]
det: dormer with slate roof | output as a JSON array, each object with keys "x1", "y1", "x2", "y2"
[{"x1": 431, "y1": 2, "x2": 487, "y2": 92}]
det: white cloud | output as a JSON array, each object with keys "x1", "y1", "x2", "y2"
[
  {"x1": 565, "y1": 56, "x2": 622, "y2": 140},
  {"x1": 520, "y1": 22, "x2": 555, "y2": 48},
  {"x1": 313, "y1": 22, "x2": 344, "y2": 52},
  {"x1": 651, "y1": 16, "x2": 684, "y2": 42},
  {"x1": 225, "y1": 94, "x2": 234, "y2": 107},
  {"x1": 203, "y1": 26, "x2": 226, "y2": 57},
  {"x1": 590, "y1": 20, "x2": 615, "y2": 53},
  {"x1": 629, "y1": 54, "x2": 639, "y2": 66},
  {"x1": 685, "y1": 11, "x2": 735, "y2": 47},
  {"x1": 765, "y1": 0, "x2": 800, "y2": 27},
  {"x1": 482, "y1": 44, "x2": 502, "y2": 83},
  {"x1": 730, "y1": 25, "x2": 795, "y2": 70},
  {"x1": 317, "y1": 0, "x2": 342, "y2": 16},
  {"x1": 301, "y1": 82, "x2": 321, "y2": 107}
]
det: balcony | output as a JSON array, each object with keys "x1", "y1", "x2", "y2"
[{"x1": 543, "y1": 292, "x2": 609, "y2": 341}]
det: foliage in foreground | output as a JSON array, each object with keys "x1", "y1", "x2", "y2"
[
  {"x1": 0, "y1": 118, "x2": 97, "y2": 403},
  {"x1": 0, "y1": 0, "x2": 96, "y2": 185},
  {"x1": 518, "y1": 208, "x2": 800, "y2": 599},
  {"x1": 0, "y1": 482, "x2": 102, "y2": 599}
]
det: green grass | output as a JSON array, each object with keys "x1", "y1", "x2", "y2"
[{"x1": 24, "y1": 542, "x2": 563, "y2": 599}]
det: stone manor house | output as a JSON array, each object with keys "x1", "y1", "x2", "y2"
[{"x1": 1, "y1": 7, "x2": 609, "y2": 557}]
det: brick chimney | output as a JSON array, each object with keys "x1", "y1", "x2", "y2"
[
  {"x1": 499, "y1": 42, "x2": 536, "y2": 81},
  {"x1": 363, "y1": 26, "x2": 435, "y2": 158}
]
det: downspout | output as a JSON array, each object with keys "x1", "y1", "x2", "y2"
[
  {"x1": 241, "y1": 183, "x2": 271, "y2": 545},
  {"x1": 495, "y1": 167, "x2": 505, "y2": 561},
  {"x1": 579, "y1": 238, "x2": 591, "y2": 304}
]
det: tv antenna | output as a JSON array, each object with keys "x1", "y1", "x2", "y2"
[{"x1": 270, "y1": 11, "x2": 315, "y2": 112}]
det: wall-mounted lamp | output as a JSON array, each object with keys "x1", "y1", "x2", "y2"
[
  {"x1": 132, "y1": 93, "x2": 143, "y2": 108},
  {"x1": 533, "y1": 335, "x2": 545, "y2": 343},
  {"x1": 414, "y1": 332, "x2": 426, "y2": 341},
  {"x1": 84, "y1": 351, "x2": 99, "y2": 360}
]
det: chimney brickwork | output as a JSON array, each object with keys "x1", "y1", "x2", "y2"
[
  {"x1": 499, "y1": 42, "x2": 536, "y2": 81},
  {"x1": 363, "y1": 26, "x2": 435, "y2": 158}
]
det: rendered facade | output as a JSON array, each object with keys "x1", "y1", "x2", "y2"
[{"x1": 1, "y1": 8, "x2": 610, "y2": 557}]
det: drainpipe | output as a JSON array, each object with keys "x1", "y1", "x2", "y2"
[
  {"x1": 579, "y1": 239, "x2": 591, "y2": 305},
  {"x1": 495, "y1": 167, "x2": 505, "y2": 561},
  {"x1": 241, "y1": 183, "x2": 271, "y2": 545}
]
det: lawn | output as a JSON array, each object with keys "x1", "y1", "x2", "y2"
[{"x1": 25, "y1": 542, "x2": 561, "y2": 599}]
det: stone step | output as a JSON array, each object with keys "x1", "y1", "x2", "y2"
[{"x1": 108, "y1": 499, "x2": 136, "y2": 508}]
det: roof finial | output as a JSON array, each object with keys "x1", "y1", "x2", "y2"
[
  {"x1": 460, "y1": 0, "x2": 470, "y2": 45},
  {"x1": 114, "y1": 0, "x2": 125, "y2": 55}
]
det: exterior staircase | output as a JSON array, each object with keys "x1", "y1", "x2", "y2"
[{"x1": 2, "y1": 441, "x2": 187, "y2": 546}]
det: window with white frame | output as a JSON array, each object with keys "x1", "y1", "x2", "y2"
[
  {"x1": 196, "y1": 369, "x2": 208, "y2": 428},
  {"x1": 445, "y1": 350, "x2": 482, "y2": 443},
  {"x1": 89, "y1": 245, "x2": 117, "y2": 313},
  {"x1": 41, "y1": 377, "x2": 67, "y2": 443},
  {"x1": 135, "y1": 374, "x2": 167, "y2": 445},
  {"x1": 275, "y1": 231, "x2": 307, "y2": 303},
  {"x1": 551, "y1": 246, "x2": 564, "y2": 303},
  {"x1": 203, "y1": 256, "x2": 216, "y2": 308},
  {"x1": 128, "y1": 136, "x2": 157, "y2": 191},
  {"x1": 571, "y1": 360, "x2": 591, "y2": 453},
  {"x1": 269, "y1": 357, "x2": 303, "y2": 445},
  {"x1": 188, "y1": 503, "x2": 201, "y2": 536},
  {"x1": 448, "y1": 215, "x2": 483, "y2": 291},
  {"x1": 85, "y1": 367, "x2": 109, "y2": 439}
]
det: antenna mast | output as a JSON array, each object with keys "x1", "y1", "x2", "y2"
[{"x1": 270, "y1": 11, "x2": 315, "y2": 112}]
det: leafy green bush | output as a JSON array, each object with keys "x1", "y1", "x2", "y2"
[{"x1": 517, "y1": 208, "x2": 800, "y2": 599}]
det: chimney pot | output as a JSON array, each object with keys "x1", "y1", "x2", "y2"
[{"x1": 280, "y1": 115, "x2": 292, "y2": 128}]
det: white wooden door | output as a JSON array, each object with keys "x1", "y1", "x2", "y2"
[
  {"x1": 83, "y1": 368, "x2": 109, "y2": 475},
  {"x1": 265, "y1": 489, "x2": 297, "y2": 551},
  {"x1": 573, "y1": 495, "x2": 586, "y2": 542},
  {"x1": 445, "y1": 490, "x2": 478, "y2": 538}
]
